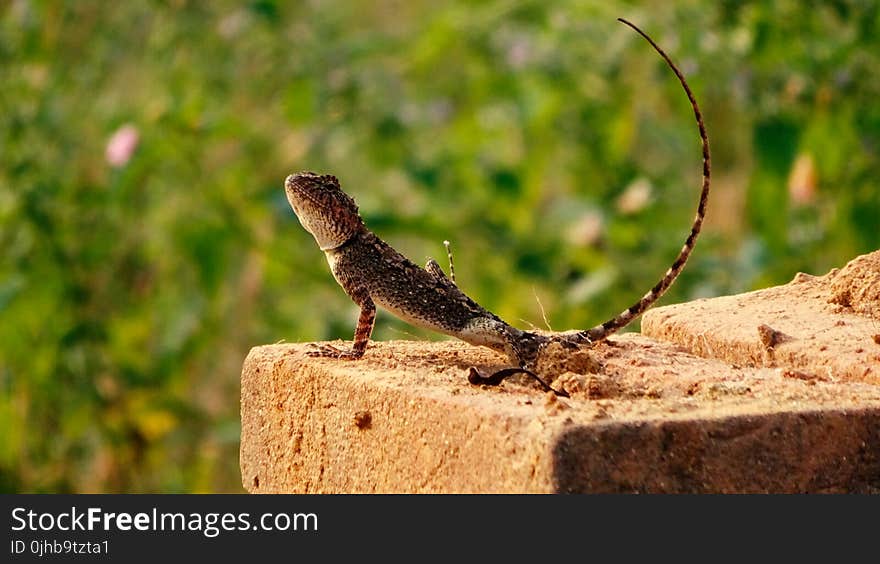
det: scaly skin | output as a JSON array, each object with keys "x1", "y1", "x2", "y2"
[{"x1": 284, "y1": 19, "x2": 710, "y2": 395}]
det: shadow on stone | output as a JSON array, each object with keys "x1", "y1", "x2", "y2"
[{"x1": 552, "y1": 410, "x2": 880, "y2": 493}]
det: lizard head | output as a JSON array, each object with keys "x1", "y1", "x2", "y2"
[{"x1": 285, "y1": 172, "x2": 365, "y2": 251}]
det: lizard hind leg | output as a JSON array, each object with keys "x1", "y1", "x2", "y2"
[{"x1": 425, "y1": 258, "x2": 450, "y2": 281}]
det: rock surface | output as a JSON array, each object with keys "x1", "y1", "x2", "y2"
[{"x1": 240, "y1": 251, "x2": 880, "y2": 493}]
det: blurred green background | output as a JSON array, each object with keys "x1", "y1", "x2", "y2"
[{"x1": 2, "y1": 0, "x2": 878, "y2": 492}]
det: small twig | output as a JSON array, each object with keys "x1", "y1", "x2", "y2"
[
  {"x1": 443, "y1": 240, "x2": 456, "y2": 284},
  {"x1": 533, "y1": 287, "x2": 552, "y2": 331}
]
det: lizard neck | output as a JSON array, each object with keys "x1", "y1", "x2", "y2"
[{"x1": 318, "y1": 226, "x2": 367, "y2": 252}]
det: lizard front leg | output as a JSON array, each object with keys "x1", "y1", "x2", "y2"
[{"x1": 309, "y1": 295, "x2": 376, "y2": 359}]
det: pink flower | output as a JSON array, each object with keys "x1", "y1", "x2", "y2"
[{"x1": 105, "y1": 124, "x2": 140, "y2": 167}]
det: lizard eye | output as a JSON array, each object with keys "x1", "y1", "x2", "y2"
[{"x1": 284, "y1": 171, "x2": 364, "y2": 250}]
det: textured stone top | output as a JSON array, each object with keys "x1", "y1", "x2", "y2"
[{"x1": 240, "y1": 251, "x2": 880, "y2": 492}]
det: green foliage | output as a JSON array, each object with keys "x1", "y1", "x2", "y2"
[{"x1": 1, "y1": 0, "x2": 878, "y2": 492}]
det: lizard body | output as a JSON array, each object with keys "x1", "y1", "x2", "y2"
[
  {"x1": 287, "y1": 172, "x2": 550, "y2": 364},
  {"x1": 284, "y1": 19, "x2": 710, "y2": 394}
]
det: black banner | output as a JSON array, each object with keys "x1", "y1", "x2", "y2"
[{"x1": 0, "y1": 494, "x2": 874, "y2": 561}]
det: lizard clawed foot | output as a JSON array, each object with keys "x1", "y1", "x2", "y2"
[
  {"x1": 467, "y1": 367, "x2": 570, "y2": 398},
  {"x1": 307, "y1": 343, "x2": 365, "y2": 359}
]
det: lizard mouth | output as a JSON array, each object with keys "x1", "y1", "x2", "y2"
[
  {"x1": 285, "y1": 171, "x2": 318, "y2": 193},
  {"x1": 283, "y1": 171, "x2": 363, "y2": 250},
  {"x1": 284, "y1": 172, "x2": 325, "y2": 210},
  {"x1": 285, "y1": 172, "x2": 341, "y2": 199}
]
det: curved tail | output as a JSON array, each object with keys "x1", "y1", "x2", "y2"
[{"x1": 570, "y1": 18, "x2": 711, "y2": 344}]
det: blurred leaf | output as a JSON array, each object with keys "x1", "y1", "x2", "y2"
[{"x1": 283, "y1": 77, "x2": 317, "y2": 125}]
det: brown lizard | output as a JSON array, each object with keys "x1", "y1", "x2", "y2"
[{"x1": 284, "y1": 18, "x2": 710, "y2": 396}]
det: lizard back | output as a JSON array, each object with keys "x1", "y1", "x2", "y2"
[{"x1": 326, "y1": 231, "x2": 506, "y2": 338}]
